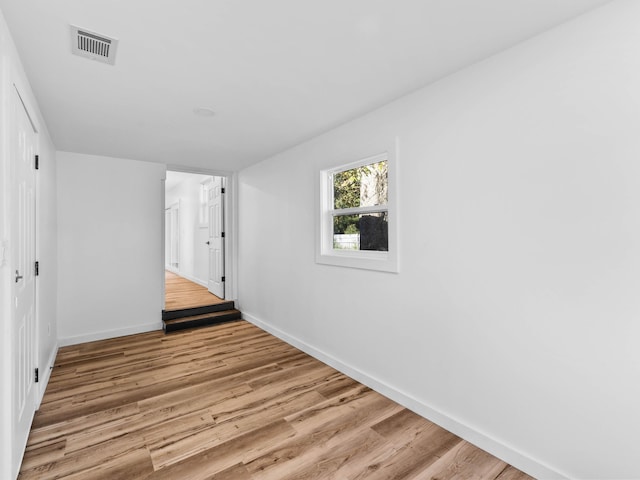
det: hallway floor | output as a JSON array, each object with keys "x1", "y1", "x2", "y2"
[{"x1": 165, "y1": 271, "x2": 224, "y2": 311}]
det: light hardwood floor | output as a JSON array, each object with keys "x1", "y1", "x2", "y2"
[
  {"x1": 19, "y1": 321, "x2": 534, "y2": 479},
  {"x1": 165, "y1": 270, "x2": 225, "y2": 310}
]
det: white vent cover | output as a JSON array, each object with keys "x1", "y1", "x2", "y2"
[{"x1": 71, "y1": 26, "x2": 118, "y2": 65}]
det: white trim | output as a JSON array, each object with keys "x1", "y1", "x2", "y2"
[
  {"x1": 174, "y1": 271, "x2": 207, "y2": 288},
  {"x1": 316, "y1": 139, "x2": 399, "y2": 273},
  {"x1": 330, "y1": 204, "x2": 389, "y2": 217},
  {"x1": 0, "y1": 44, "x2": 11, "y2": 479},
  {"x1": 242, "y1": 311, "x2": 567, "y2": 480},
  {"x1": 225, "y1": 173, "x2": 238, "y2": 301},
  {"x1": 36, "y1": 342, "x2": 57, "y2": 409},
  {"x1": 165, "y1": 200, "x2": 180, "y2": 271},
  {"x1": 160, "y1": 175, "x2": 166, "y2": 310},
  {"x1": 58, "y1": 322, "x2": 161, "y2": 347},
  {"x1": 163, "y1": 169, "x2": 237, "y2": 302}
]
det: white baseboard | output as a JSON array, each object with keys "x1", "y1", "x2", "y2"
[
  {"x1": 58, "y1": 322, "x2": 162, "y2": 347},
  {"x1": 178, "y1": 272, "x2": 208, "y2": 288},
  {"x1": 171, "y1": 271, "x2": 208, "y2": 288},
  {"x1": 36, "y1": 343, "x2": 58, "y2": 408},
  {"x1": 242, "y1": 311, "x2": 567, "y2": 480}
]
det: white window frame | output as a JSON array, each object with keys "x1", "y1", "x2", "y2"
[{"x1": 316, "y1": 146, "x2": 398, "y2": 273}]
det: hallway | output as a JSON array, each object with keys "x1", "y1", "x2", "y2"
[{"x1": 164, "y1": 271, "x2": 224, "y2": 311}]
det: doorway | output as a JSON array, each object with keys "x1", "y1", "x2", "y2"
[{"x1": 164, "y1": 170, "x2": 227, "y2": 301}]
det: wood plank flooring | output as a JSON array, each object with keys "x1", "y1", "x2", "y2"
[
  {"x1": 165, "y1": 270, "x2": 225, "y2": 310},
  {"x1": 19, "y1": 321, "x2": 534, "y2": 480}
]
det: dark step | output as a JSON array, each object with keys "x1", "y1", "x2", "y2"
[
  {"x1": 163, "y1": 309, "x2": 242, "y2": 333},
  {"x1": 162, "y1": 301, "x2": 236, "y2": 321}
]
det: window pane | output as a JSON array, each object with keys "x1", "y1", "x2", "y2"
[
  {"x1": 333, "y1": 212, "x2": 388, "y2": 251},
  {"x1": 333, "y1": 160, "x2": 387, "y2": 209}
]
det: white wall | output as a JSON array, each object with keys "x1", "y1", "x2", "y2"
[
  {"x1": 57, "y1": 151, "x2": 165, "y2": 345},
  {"x1": 237, "y1": 2, "x2": 640, "y2": 479},
  {"x1": 165, "y1": 173, "x2": 211, "y2": 285},
  {"x1": 0, "y1": 8, "x2": 57, "y2": 480}
]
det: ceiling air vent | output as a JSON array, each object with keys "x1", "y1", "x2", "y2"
[{"x1": 71, "y1": 26, "x2": 118, "y2": 65}]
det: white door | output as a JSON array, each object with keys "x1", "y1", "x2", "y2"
[
  {"x1": 165, "y1": 203, "x2": 180, "y2": 271},
  {"x1": 11, "y1": 89, "x2": 37, "y2": 477},
  {"x1": 208, "y1": 177, "x2": 224, "y2": 298}
]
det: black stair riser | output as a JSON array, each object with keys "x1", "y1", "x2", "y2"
[
  {"x1": 163, "y1": 312, "x2": 242, "y2": 333},
  {"x1": 162, "y1": 301, "x2": 235, "y2": 320}
]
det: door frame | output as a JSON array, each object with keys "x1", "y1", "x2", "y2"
[
  {"x1": 161, "y1": 167, "x2": 237, "y2": 310},
  {"x1": 207, "y1": 175, "x2": 225, "y2": 298},
  {"x1": 2, "y1": 83, "x2": 40, "y2": 480},
  {"x1": 164, "y1": 201, "x2": 180, "y2": 273}
]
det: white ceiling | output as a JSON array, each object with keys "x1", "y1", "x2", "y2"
[{"x1": 0, "y1": 0, "x2": 611, "y2": 172}]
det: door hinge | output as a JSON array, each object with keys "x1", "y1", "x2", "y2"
[
  {"x1": 221, "y1": 187, "x2": 225, "y2": 194},
  {"x1": 221, "y1": 232, "x2": 225, "y2": 238},
  {"x1": 35, "y1": 155, "x2": 39, "y2": 170},
  {"x1": 35, "y1": 261, "x2": 39, "y2": 276},
  {"x1": 35, "y1": 368, "x2": 39, "y2": 383},
  {"x1": 221, "y1": 276, "x2": 226, "y2": 282}
]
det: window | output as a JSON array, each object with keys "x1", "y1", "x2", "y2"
[{"x1": 317, "y1": 149, "x2": 398, "y2": 272}]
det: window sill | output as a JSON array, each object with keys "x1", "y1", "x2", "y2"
[{"x1": 316, "y1": 250, "x2": 398, "y2": 273}]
